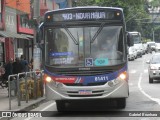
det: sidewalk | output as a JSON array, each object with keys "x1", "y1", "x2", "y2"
[{"x1": 0, "y1": 87, "x2": 45, "y2": 112}]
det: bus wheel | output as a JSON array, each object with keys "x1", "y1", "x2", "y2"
[
  {"x1": 56, "y1": 100, "x2": 66, "y2": 112},
  {"x1": 117, "y1": 98, "x2": 126, "y2": 109}
]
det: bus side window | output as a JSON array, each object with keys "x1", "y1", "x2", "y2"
[
  {"x1": 127, "y1": 33, "x2": 134, "y2": 47},
  {"x1": 118, "y1": 29, "x2": 123, "y2": 53}
]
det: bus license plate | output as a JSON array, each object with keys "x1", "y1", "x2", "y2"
[{"x1": 79, "y1": 90, "x2": 92, "y2": 95}]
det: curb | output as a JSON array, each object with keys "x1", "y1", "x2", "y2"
[{"x1": 17, "y1": 97, "x2": 46, "y2": 111}]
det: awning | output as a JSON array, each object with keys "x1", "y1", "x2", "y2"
[
  {"x1": 18, "y1": 34, "x2": 34, "y2": 39},
  {"x1": 0, "y1": 31, "x2": 28, "y2": 39}
]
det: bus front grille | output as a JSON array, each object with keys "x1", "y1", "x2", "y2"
[
  {"x1": 65, "y1": 90, "x2": 105, "y2": 97},
  {"x1": 60, "y1": 70, "x2": 112, "y2": 76},
  {"x1": 68, "y1": 94, "x2": 103, "y2": 97},
  {"x1": 64, "y1": 82, "x2": 107, "y2": 86}
]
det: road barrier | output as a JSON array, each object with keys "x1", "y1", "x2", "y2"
[{"x1": 8, "y1": 70, "x2": 44, "y2": 110}]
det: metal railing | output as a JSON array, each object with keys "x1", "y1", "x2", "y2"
[
  {"x1": 8, "y1": 74, "x2": 17, "y2": 110},
  {"x1": 8, "y1": 70, "x2": 44, "y2": 110}
]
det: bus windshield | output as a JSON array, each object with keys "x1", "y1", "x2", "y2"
[
  {"x1": 45, "y1": 25, "x2": 125, "y2": 68},
  {"x1": 133, "y1": 35, "x2": 141, "y2": 44}
]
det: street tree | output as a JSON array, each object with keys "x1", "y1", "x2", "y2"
[{"x1": 74, "y1": 0, "x2": 152, "y2": 40}]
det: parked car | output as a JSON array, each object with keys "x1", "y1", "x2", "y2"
[
  {"x1": 146, "y1": 53, "x2": 160, "y2": 83},
  {"x1": 143, "y1": 43, "x2": 148, "y2": 54},
  {"x1": 155, "y1": 43, "x2": 160, "y2": 52},
  {"x1": 141, "y1": 44, "x2": 146, "y2": 55},
  {"x1": 128, "y1": 46, "x2": 137, "y2": 61},
  {"x1": 134, "y1": 44, "x2": 142, "y2": 57},
  {"x1": 147, "y1": 41, "x2": 156, "y2": 53}
]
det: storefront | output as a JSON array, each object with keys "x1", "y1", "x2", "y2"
[
  {"x1": 17, "y1": 14, "x2": 34, "y2": 61},
  {"x1": 0, "y1": 6, "x2": 29, "y2": 63},
  {"x1": 0, "y1": 0, "x2": 5, "y2": 65}
]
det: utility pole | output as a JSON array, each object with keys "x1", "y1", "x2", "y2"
[
  {"x1": 33, "y1": 0, "x2": 40, "y2": 45},
  {"x1": 33, "y1": 0, "x2": 41, "y2": 71},
  {"x1": 151, "y1": 5, "x2": 154, "y2": 42},
  {"x1": 68, "y1": 0, "x2": 72, "y2": 7}
]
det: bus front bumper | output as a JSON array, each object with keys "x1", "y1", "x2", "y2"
[{"x1": 45, "y1": 80, "x2": 129, "y2": 100}]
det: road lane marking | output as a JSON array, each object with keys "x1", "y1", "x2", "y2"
[
  {"x1": 138, "y1": 73, "x2": 160, "y2": 105},
  {"x1": 40, "y1": 102, "x2": 56, "y2": 111},
  {"x1": 129, "y1": 83, "x2": 133, "y2": 86},
  {"x1": 129, "y1": 70, "x2": 136, "y2": 74},
  {"x1": 144, "y1": 69, "x2": 148, "y2": 73},
  {"x1": 24, "y1": 102, "x2": 56, "y2": 120}
]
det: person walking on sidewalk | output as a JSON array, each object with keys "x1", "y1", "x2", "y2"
[
  {"x1": 28, "y1": 58, "x2": 33, "y2": 71},
  {"x1": 1, "y1": 58, "x2": 13, "y2": 87},
  {"x1": 20, "y1": 55, "x2": 29, "y2": 72},
  {"x1": 0, "y1": 63, "x2": 5, "y2": 76},
  {"x1": 4, "y1": 58, "x2": 13, "y2": 79},
  {"x1": 12, "y1": 57, "x2": 23, "y2": 75},
  {"x1": 0, "y1": 63, "x2": 5, "y2": 87}
]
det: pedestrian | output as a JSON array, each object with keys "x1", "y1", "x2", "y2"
[
  {"x1": 3, "y1": 58, "x2": 13, "y2": 80},
  {"x1": 0, "y1": 63, "x2": 5, "y2": 77},
  {"x1": 0, "y1": 62, "x2": 5, "y2": 87},
  {"x1": 12, "y1": 57, "x2": 23, "y2": 75},
  {"x1": 28, "y1": 58, "x2": 33, "y2": 71},
  {"x1": 20, "y1": 55, "x2": 29, "y2": 72},
  {"x1": 12, "y1": 57, "x2": 23, "y2": 95},
  {"x1": 3, "y1": 58, "x2": 13, "y2": 87}
]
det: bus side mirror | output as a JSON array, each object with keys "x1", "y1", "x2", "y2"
[{"x1": 127, "y1": 34, "x2": 134, "y2": 47}]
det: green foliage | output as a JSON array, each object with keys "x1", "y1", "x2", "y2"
[
  {"x1": 76, "y1": 0, "x2": 158, "y2": 40},
  {"x1": 150, "y1": 0, "x2": 160, "y2": 7}
]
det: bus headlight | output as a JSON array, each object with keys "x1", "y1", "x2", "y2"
[
  {"x1": 45, "y1": 76, "x2": 63, "y2": 88},
  {"x1": 108, "y1": 81, "x2": 114, "y2": 87},
  {"x1": 108, "y1": 79, "x2": 120, "y2": 87},
  {"x1": 53, "y1": 81, "x2": 63, "y2": 88},
  {"x1": 119, "y1": 72, "x2": 127, "y2": 80},
  {"x1": 45, "y1": 76, "x2": 52, "y2": 83},
  {"x1": 116, "y1": 71, "x2": 127, "y2": 83},
  {"x1": 108, "y1": 72, "x2": 127, "y2": 87}
]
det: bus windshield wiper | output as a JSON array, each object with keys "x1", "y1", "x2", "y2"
[
  {"x1": 90, "y1": 23, "x2": 105, "y2": 43},
  {"x1": 63, "y1": 25, "x2": 79, "y2": 45}
]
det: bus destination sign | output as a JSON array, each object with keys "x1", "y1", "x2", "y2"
[
  {"x1": 50, "y1": 10, "x2": 121, "y2": 22},
  {"x1": 62, "y1": 12, "x2": 106, "y2": 20}
]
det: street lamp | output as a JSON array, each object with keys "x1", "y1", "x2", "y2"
[{"x1": 148, "y1": 4, "x2": 156, "y2": 42}]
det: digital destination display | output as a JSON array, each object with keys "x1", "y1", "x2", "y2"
[
  {"x1": 45, "y1": 10, "x2": 122, "y2": 22},
  {"x1": 61, "y1": 12, "x2": 106, "y2": 20}
]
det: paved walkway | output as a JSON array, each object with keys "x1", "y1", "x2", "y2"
[{"x1": 0, "y1": 86, "x2": 45, "y2": 119}]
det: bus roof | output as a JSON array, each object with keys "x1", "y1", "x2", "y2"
[
  {"x1": 45, "y1": 6, "x2": 123, "y2": 14},
  {"x1": 128, "y1": 31, "x2": 141, "y2": 35},
  {"x1": 43, "y1": 6, "x2": 124, "y2": 23},
  {"x1": 128, "y1": 31, "x2": 140, "y2": 34}
]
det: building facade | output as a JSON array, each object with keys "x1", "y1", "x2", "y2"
[
  {"x1": 0, "y1": 0, "x2": 72, "y2": 65},
  {"x1": 0, "y1": 0, "x2": 32, "y2": 64}
]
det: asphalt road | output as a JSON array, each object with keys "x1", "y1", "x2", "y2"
[{"x1": 11, "y1": 53, "x2": 160, "y2": 120}]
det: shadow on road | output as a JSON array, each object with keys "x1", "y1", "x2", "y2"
[{"x1": 49, "y1": 99, "x2": 126, "y2": 117}]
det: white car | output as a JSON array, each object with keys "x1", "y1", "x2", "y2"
[
  {"x1": 128, "y1": 47, "x2": 137, "y2": 60},
  {"x1": 155, "y1": 43, "x2": 160, "y2": 52},
  {"x1": 146, "y1": 53, "x2": 160, "y2": 83},
  {"x1": 143, "y1": 43, "x2": 148, "y2": 54},
  {"x1": 134, "y1": 44, "x2": 142, "y2": 57},
  {"x1": 147, "y1": 41, "x2": 156, "y2": 52}
]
